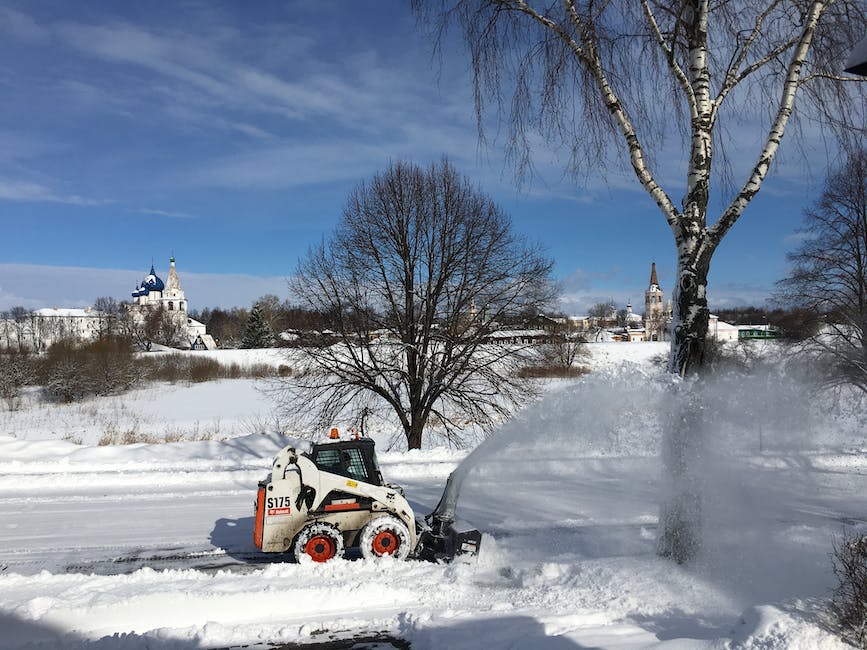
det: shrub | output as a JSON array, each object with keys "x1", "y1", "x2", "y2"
[
  {"x1": 188, "y1": 357, "x2": 221, "y2": 383},
  {"x1": 831, "y1": 532, "x2": 867, "y2": 648},
  {"x1": 0, "y1": 350, "x2": 35, "y2": 410},
  {"x1": 39, "y1": 336, "x2": 138, "y2": 403},
  {"x1": 248, "y1": 363, "x2": 272, "y2": 378},
  {"x1": 32, "y1": 344, "x2": 280, "y2": 405},
  {"x1": 139, "y1": 354, "x2": 185, "y2": 383}
]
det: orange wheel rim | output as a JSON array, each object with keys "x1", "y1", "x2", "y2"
[
  {"x1": 372, "y1": 530, "x2": 400, "y2": 556},
  {"x1": 305, "y1": 535, "x2": 336, "y2": 562}
]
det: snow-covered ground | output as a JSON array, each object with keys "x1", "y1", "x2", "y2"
[{"x1": 1, "y1": 342, "x2": 865, "y2": 648}]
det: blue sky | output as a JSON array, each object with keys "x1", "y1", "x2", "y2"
[{"x1": 0, "y1": 0, "x2": 835, "y2": 315}]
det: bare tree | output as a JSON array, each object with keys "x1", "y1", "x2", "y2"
[
  {"x1": 586, "y1": 300, "x2": 616, "y2": 340},
  {"x1": 778, "y1": 148, "x2": 867, "y2": 393},
  {"x1": 255, "y1": 294, "x2": 291, "y2": 337},
  {"x1": 538, "y1": 333, "x2": 588, "y2": 368},
  {"x1": 1, "y1": 306, "x2": 36, "y2": 353},
  {"x1": 286, "y1": 159, "x2": 555, "y2": 450},
  {"x1": 204, "y1": 307, "x2": 248, "y2": 348},
  {"x1": 416, "y1": 0, "x2": 865, "y2": 563},
  {"x1": 616, "y1": 308, "x2": 629, "y2": 328},
  {"x1": 119, "y1": 305, "x2": 180, "y2": 351},
  {"x1": 157, "y1": 307, "x2": 185, "y2": 348},
  {"x1": 93, "y1": 296, "x2": 121, "y2": 339},
  {"x1": 587, "y1": 301, "x2": 615, "y2": 320}
]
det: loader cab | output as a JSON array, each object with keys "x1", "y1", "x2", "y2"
[{"x1": 307, "y1": 438, "x2": 383, "y2": 486}]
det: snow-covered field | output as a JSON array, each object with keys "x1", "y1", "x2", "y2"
[{"x1": 1, "y1": 342, "x2": 866, "y2": 648}]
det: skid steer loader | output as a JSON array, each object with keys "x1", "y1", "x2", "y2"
[{"x1": 253, "y1": 430, "x2": 481, "y2": 563}]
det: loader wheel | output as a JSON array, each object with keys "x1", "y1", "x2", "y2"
[
  {"x1": 293, "y1": 522, "x2": 344, "y2": 563},
  {"x1": 359, "y1": 515, "x2": 411, "y2": 560}
]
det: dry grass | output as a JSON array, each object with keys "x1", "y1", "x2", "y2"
[
  {"x1": 139, "y1": 354, "x2": 282, "y2": 384},
  {"x1": 96, "y1": 418, "x2": 229, "y2": 445},
  {"x1": 517, "y1": 365, "x2": 591, "y2": 379}
]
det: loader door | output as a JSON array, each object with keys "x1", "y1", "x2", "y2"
[{"x1": 310, "y1": 440, "x2": 382, "y2": 486}]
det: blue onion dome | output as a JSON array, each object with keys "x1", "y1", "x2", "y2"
[
  {"x1": 142, "y1": 265, "x2": 165, "y2": 291},
  {"x1": 132, "y1": 264, "x2": 165, "y2": 297}
]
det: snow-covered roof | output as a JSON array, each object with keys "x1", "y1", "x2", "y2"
[
  {"x1": 737, "y1": 324, "x2": 773, "y2": 331},
  {"x1": 191, "y1": 334, "x2": 217, "y2": 350},
  {"x1": 845, "y1": 34, "x2": 867, "y2": 75},
  {"x1": 34, "y1": 307, "x2": 96, "y2": 317},
  {"x1": 133, "y1": 264, "x2": 165, "y2": 297},
  {"x1": 709, "y1": 315, "x2": 738, "y2": 329},
  {"x1": 485, "y1": 329, "x2": 548, "y2": 338}
]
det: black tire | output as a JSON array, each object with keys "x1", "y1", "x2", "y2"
[
  {"x1": 359, "y1": 515, "x2": 411, "y2": 560},
  {"x1": 293, "y1": 522, "x2": 345, "y2": 563}
]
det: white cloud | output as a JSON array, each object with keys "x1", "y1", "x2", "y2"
[
  {"x1": 706, "y1": 282, "x2": 775, "y2": 309},
  {"x1": 782, "y1": 230, "x2": 814, "y2": 247},
  {"x1": 558, "y1": 290, "x2": 635, "y2": 317},
  {"x1": 0, "y1": 179, "x2": 104, "y2": 206},
  {"x1": 54, "y1": 20, "x2": 380, "y2": 129},
  {"x1": 181, "y1": 142, "x2": 390, "y2": 189},
  {"x1": 0, "y1": 264, "x2": 289, "y2": 312},
  {"x1": 0, "y1": 7, "x2": 48, "y2": 42},
  {"x1": 131, "y1": 208, "x2": 196, "y2": 219}
]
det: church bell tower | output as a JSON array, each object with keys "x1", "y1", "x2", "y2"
[{"x1": 644, "y1": 262, "x2": 667, "y2": 342}]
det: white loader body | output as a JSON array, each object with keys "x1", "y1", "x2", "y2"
[{"x1": 254, "y1": 437, "x2": 418, "y2": 561}]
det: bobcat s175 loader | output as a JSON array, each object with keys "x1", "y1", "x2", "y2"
[{"x1": 253, "y1": 430, "x2": 481, "y2": 563}]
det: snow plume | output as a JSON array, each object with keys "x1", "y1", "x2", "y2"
[
  {"x1": 438, "y1": 361, "x2": 673, "y2": 526},
  {"x1": 679, "y1": 357, "x2": 867, "y2": 603},
  {"x1": 469, "y1": 360, "x2": 673, "y2": 460},
  {"x1": 449, "y1": 348, "x2": 864, "y2": 603}
]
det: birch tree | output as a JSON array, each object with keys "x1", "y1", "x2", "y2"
[{"x1": 417, "y1": 0, "x2": 866, "y2": 562}]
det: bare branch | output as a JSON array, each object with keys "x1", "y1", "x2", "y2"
[
  {"x1": 710, "y1": 0, "x2": 828, "y2": 246},
  {"x1": 640, "y1": 0, "x2": 695, "y2": 111}
]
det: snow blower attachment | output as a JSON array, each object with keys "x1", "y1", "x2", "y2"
[
  {"x1": 253, "y1": 431, "x2": 480, "y2": 563},
  {"x1": 415, "y1": 471, "x2": 482, "y2": 562}
]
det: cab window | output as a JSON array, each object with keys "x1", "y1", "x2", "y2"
[{"x1": 313, "y1": 447, "x2": 370, "y2": 482}]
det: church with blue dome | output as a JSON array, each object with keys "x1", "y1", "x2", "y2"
[
  {"x1": 131, "y1": 257, "x2": 187, "y2": 314},
  {"x1": 129, "y1": 257, "x2": 213, "y2": 348}
]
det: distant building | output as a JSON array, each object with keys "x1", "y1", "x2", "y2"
[
  {"x1": 190, "y1": 334, "x2": 218, "y2": 350},
  {"x1": 130, "y1": 257, "x2": 188, "y2": 320},
  {"x1": 128, "y1": 257, "x2": 210, "y2": 348},
  {"x1": 525, "y1": 314, "x2": 561, "y2": 333},
  {"x1": 708, "y1": 315, "x2": 739, "y2": 342},
  {"x1": 737, "y1": 324, "x2": 779, "y2": 340},
  {"x1": 643, "y1": 262, "x2": 672, "y2": 342},
  {"x1": 1, "y1": 307, "x2": 110, "y2": 352},
  {"x1": 1, "y1": 257, "x2": 210, "y2": 351},
  {"x1": 624, "y1": 302, "x2": 643, "y2": 328},
  {"x1": 482, "y1": 329, "x2": 553, "y2": 345}
]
